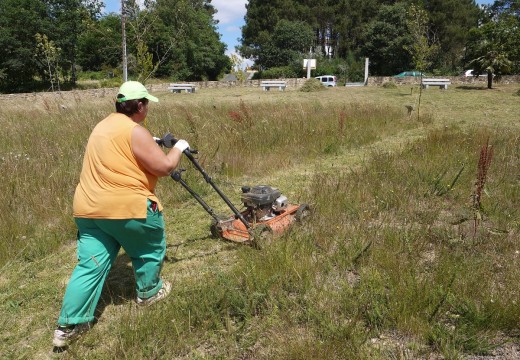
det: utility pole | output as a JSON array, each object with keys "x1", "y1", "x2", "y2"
[
  {"x1": 121, "y1": 0, "x2": 128, "y2": 82},
  {"x1": 306, "y1": 47, "x2": 312, "y2": 79}
]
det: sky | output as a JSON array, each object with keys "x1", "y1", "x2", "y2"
[{"x1": 103, "y1": 0, "x2": 493, "y2": 62}]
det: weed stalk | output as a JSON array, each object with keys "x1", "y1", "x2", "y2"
[{"x1": 472, "y1": 137, "x2": 494, "y2": 236}]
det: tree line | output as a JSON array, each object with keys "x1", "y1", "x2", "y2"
[
  {"x1": 1, "y1": 0, "x2": 518, "y2": 93},
  {"x1": 0, "y1": 0, "x2": 231, "y2": 93},
  {"x1": 240, "y1": 0, "x2": 519, "y2": 84}
]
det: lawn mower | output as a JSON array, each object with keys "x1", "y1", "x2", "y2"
[{"x1": 155, "y1": 134, "x2": 310, "y2": 246}]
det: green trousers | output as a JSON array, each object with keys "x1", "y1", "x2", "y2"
[{"x1": 58, "y1": 200, "x2": 166, "y2": 325}]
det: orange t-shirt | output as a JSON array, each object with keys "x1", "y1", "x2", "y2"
[{"x1": 73, "y1": 113, "x2": 163, "y2": 219}]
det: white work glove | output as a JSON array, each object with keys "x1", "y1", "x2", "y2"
[{"x1": 174, "y1": 139, "x2": 190, "y2": 152}]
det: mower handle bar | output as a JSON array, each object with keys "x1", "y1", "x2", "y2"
[
  {"x1": 170, "y1": 169, "x2": 222, "y2": 223},
  {"x1": 154, "y1": 133, "x2": 198, "y2": 154},
  {"x1": 181, "y1": 150, "x2": 251, "y2": 229},
  {"x1": 157, "y1": 133, "x2": 250, "y2": 229}
]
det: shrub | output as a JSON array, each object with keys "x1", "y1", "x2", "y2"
[
  {"x1": 100, "y1": 78, "x2": 123, "y2": 88},
  {"x1": 382, "y1": 81, "x2": 398, "y2": 89},
  {"x1": 300, "y1": 78, "x2": 327, "y2": 92},
  {"x1": 76, "y1": 70, "x2": 117, "y2": 81}
]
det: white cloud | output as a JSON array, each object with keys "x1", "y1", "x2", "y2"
[
  {"x1": 224, "y1": 25, "x2": 241, "y2": 33},
  {"x1": 212, "y1": 0, "x2": 248, "y2": 25}
]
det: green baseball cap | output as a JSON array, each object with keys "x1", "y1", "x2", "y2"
[{"x1": 116, "y1": 81, "x2": 159, "y2": 103}]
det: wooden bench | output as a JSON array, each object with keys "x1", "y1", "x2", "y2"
[
  {"x1": 421, "y1": 78, "x2": 451, "y2": 90},
  {"x1": 261, "y1": 80, "x2": 287, "y2": 91},
  {"x1": 168, "y1": 83, "x2": 196, "y2": 93}
]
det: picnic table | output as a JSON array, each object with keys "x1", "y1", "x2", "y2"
[
  {"x1": 260, "y1": 80, "x2": 287, "y2": 91},
  {"x1": 168, "y1": 83, "x2": 196, "y2": 93},
  {"x1": 421, "y1": 78, "x2": 451, "y2": 90}
]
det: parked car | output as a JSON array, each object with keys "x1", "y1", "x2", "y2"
[
  {"x1": 464, "y1": 69, "x2": 487, "y2": 77},
  {"x1": 315, "y1": 75, "x2": 337, "y2": 87},
  {"x1": 393, "y1": 71, "x2": 425, "y2": 77}
]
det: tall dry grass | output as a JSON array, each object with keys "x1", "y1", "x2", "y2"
[
  {"x1": 0, "y1": 93, "x2": 417, "y2": 267},
  {"x1": 0, "y1": 97, "x2": 108, "y2": 265}
]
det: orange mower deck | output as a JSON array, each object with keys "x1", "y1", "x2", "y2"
[{"x1": 215, "y1": 203, "x2": 302, "y2": 243}]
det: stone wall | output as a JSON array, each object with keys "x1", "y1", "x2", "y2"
[
  {"x1": 0, "y1": 79, "x2": 308, "y2": 102},
  {"x1": 150, "y1": 78, "x2": 308, "y2": 91},
  {"x1": 368, "y1": 75, "x2": 520, "y2": 86},
  {"x1": 1, "y1": 76, "x2": 518, "y2": 101}
]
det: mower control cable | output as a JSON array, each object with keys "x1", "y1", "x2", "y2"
[
  {"x1": 170, "y1": 169, "x2": 223, "y2": 223},
  {"x1": 156, "y1": 133, "x2": 251, "y2": 230},
  {"x1": 181, "y1": 149, "x2": 251, "y2": 230}
]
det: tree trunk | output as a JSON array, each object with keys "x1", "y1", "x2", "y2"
[
  {"x1": 487, "y1": 72, "x2": 493, "y2": 89},
  {"x1": 71, "y1": 55, "x2": 76, "y2": 85}
]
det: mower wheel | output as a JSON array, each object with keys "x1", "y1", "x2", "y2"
[
  {"x1": 210, "y1": 220, "x2": 221, "y2": 238},
  {"x1": 295, "y1": 204, "x2": 311, "y2": 222},
  {"x1": 251, "y1": 224, "x2": 273, "y2": 249}
]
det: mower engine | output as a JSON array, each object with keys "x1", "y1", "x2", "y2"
[{"x1": 241, "y1": 185, "x2": 288, "y2": 222}]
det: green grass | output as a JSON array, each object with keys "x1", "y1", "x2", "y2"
[{"x1": 0, "y1": 84, "x2": 519, "y2": 358}]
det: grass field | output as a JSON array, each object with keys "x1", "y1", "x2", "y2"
[{"x1": 1, "y1": 82, "x2": 519, "y2": 359}]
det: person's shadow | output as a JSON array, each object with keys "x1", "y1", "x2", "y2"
[
  {"x1": 94, "y1": 235, "x2": 223, "y2": 319},
  {"x1": 95, "y1": 252, "x2": 136, "y2": 319},
  {"x1": 94, "y1": 237, "x2": 229, "y2": 316}
]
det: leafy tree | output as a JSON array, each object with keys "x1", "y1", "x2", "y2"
[
  {"x1": 464, "y1": 0, "x2": 518, "y2": 89},
  {"x1": 470, "y1": 50, "x2": 511, "y2": 89},
  {"x1": 35, "y1": 33, "x2": 62, "y2": 91},
  {"x1": 240, "y1": 0, "x2": 294, "y2": 61},
  {"x1": 310, "y1": 0, "x2": 337, "y2": 57},
  {"x1": 488, "y1": 0, "x2": 520, "y2": 18},
  {"x1": 360, "y1": 3, "x2": 412, "y2": 75},
  {"x1": 0, "y1": 0, "x2": 51, "y2": 92},
  {"x1": 466, "y1": 23, "x2": 513, "y2": 89},
  {"x1": 241, "y1": 0, "x2": 394, "y2": 63},
  {"x1": 77, "y1": 14, "x2": 122, "y2": 72},
  {"x1": 240, "y1": 0, "x2": 489, "y2": 76},
  {"x1": 121, "y1": 0, "x2": 161, "y2": 82},
  {"x1": 149, "y1": 0, "x2": 230, "y2": 81},
  {"x1": 405, "y1": 4, "x2": 439, "y2": 73},
  {"x1": 0, "y1": 0, "x2": 102, "y2": 92},
  {"x1": 484, "y1": 0, "x2": 520, "y2": 73},
  {"x1": 256, "y1": 20, "x2": 314, "y2": 69},
  {"x1": 46, "y1": 0, "x2": 103, "y2": 84},
  {"x1": 419, "y1": 0, "x2": 480, "y2": 72},
  {"x1": 329, "y1": 0, "x2": 384, "y2": 59},
  {"x1": 404, "y1": 3, "x2": 438, "y2": 122},
  {"x1": 229, "y1": 54, "x2": 246, "y2": 81}
]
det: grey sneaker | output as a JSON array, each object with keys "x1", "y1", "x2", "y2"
[
  {"x1": 52, "y1": 323, "x2": 90, "y2": 347},
  {"x1": 136, "y1": 280, "x2": 171, "y2": 306}
]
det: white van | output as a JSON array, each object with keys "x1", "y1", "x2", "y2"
[{"x1": 315, "y1": 75, "x2": 337, "y2": 87}]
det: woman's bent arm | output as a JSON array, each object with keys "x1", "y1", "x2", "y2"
[{"x1": 131, "y1": 125, "x2": 183, "y2": 176}]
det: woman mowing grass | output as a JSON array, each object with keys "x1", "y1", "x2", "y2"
[{"x1": 52, "y1": 81, "x2": 190, "y2": 348}]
